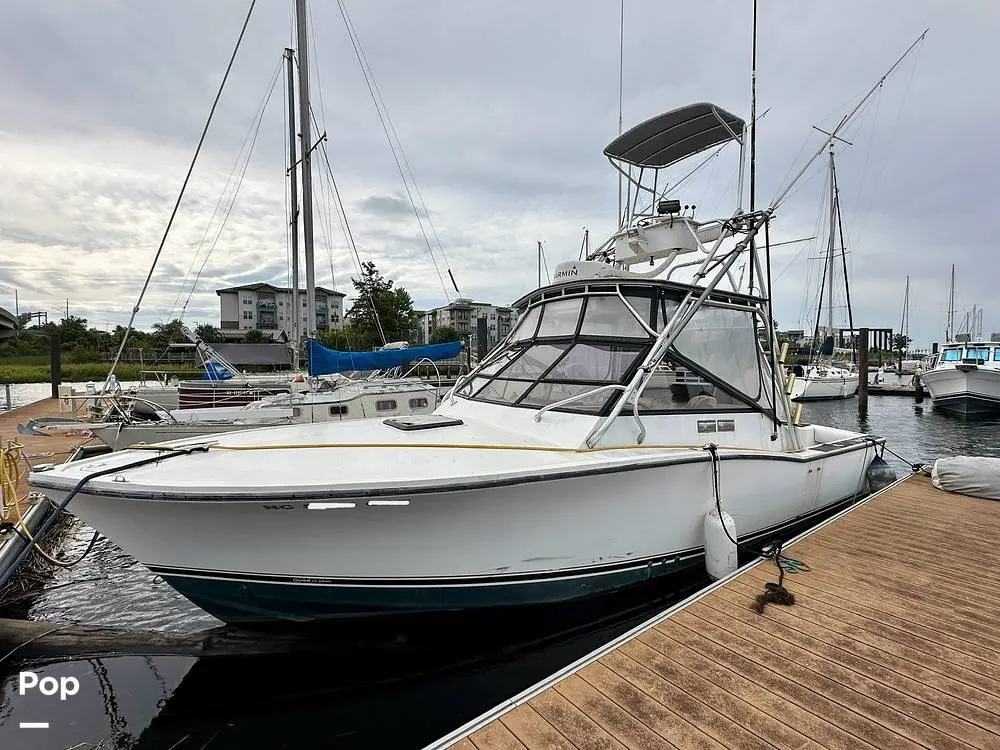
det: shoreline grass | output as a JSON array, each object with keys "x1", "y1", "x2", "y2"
[{"x1": 0, "y1": 363, "x2": 200, "y2": 384}]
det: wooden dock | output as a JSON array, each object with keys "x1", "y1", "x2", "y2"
[
  {"x1": 432, "y1": 474, "x2": 1000, "y2": 750},
  {"x1": 868, "y1": 383, "x2": 918, "y2": 396},
  {"x1": 1, "y1": 398, "x2": 96, "y2": 516}
]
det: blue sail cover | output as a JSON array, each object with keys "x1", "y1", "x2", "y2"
[
  {"x1": 307, "y1": 339, "x2": 463, "y2": 376},
  {"x1": 202, "y1": 362, "x2": 234, "y2": 380}
]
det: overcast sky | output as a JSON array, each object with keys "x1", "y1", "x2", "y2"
[{"x1": 1, "y1": 0, "x2": 996, "y2": 349}]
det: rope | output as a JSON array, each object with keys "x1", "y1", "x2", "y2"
[
  {"x1": 879, "y1": 443, "x2": 927, "y2": 474},
  {"x1": 1, "y1": 442, "x2": 101, "y2": 568},
  {"x1": 703, "y1": 442, "x2": 801, "y2": 614}
]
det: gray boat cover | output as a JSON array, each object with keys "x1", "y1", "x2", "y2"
[{"x1": 931, "y1": 456, "x2": 1000, "y2": 500}]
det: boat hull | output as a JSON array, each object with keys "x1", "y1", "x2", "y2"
[
  {"x1": 921, "y1": 366, "x2": 1000, "y2": 416},
  {"x1": 790, "y1": 374, "x2": 859, "y2": 401},
  {"x1": 177, "y1": 381, "x2": 291, "y2": 410},
  {"x1": 151, "y1": 491, "x2": 863, "y2": 622},
  {"x1": 44, "y1": 443, "x2": 878, "y2": 623}
]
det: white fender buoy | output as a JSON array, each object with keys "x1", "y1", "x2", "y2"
[{"x1": 704, "y1": 507, "x2": 738, "y2": 580}]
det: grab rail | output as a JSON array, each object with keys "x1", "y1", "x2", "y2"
[{"x1": 533, "y1": 384, "x2": 626, "y2": 422}]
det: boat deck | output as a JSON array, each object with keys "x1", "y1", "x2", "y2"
[{"x1": 436, "y1": 474, "x2": 1000, "y2": 750}]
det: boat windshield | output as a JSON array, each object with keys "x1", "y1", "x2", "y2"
[
  {"x1": 464, "y1": 284, "x2": 770, "y2": 415},
  {"x1": 465, "y1": 290, "x2": 656, "y2": 414}
]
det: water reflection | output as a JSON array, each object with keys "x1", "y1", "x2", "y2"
[{"x1": 1, "y1": 575, "x2": 705, "y2": 749}]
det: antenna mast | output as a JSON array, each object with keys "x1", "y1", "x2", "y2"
[
  {"x1": 616, "y1": 0, "x2": 624, "y2": 223},
  {"x1": 749, "y1": 0, "x2": 758, "y2": 215}
]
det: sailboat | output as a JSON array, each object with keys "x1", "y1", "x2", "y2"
[
  {"x1": 89, "y1": 338, "x2": 464, "y2": 450},
  {"x1": 29, "y1": 95, "x2": 892, "y2": 623},
  {"x1": 84, "y1": 30, "x2": 465, "y2": 450},
  {"x1": 920, "y1": 265, "x2": 1000, "y2": 415},
  {"x1": 787, "y1": 148, "x2": 859, "y2": 402},
  {"x1": 891, "y1": 276, "x2": 925, "y2": 375}
]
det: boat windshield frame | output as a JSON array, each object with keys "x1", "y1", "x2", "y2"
[{"x1": 456, "y1": 281, "x2": 774, "y2": 417}]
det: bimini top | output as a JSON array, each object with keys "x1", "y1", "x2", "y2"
[{"x1": 604, "y1": 102, "x2": 745, "y2": 170}]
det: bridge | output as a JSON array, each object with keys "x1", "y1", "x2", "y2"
[{"x1": 0, "y1": 306, "x2": 16, "y2": 340}]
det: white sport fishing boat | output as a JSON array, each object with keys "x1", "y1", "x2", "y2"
[
  {"x1": 29, "y1": 101, "x2": 891, "y2": 624},
  {"x1": 920, "y1": 268, "x2": 1000, "y2": 415},
  {"x1": 921, "y1": 341, "x2": 1000, "y2": 415}
]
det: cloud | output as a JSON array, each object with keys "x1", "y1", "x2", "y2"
[{"x1": 0, "y1": 0, "x2": 996, "y2": 350}]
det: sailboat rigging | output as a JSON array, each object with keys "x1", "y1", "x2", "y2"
[{"x1": 787, "y1": 147, "x2": 859, "y2": 402}]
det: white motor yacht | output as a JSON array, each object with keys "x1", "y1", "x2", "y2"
[{"x1": 29, "y1": 102, "x2": 890, "y2": 624}]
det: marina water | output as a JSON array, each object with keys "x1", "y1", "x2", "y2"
[{"x1": 2, "y1": 383, "x2": 999, "y2": 748}]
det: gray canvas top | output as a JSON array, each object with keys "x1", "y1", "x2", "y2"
[
  {"x1": 214, "y1": 343, "x2": 293, "y2": 366},
  {"x1": 604, "y1": 103, "x2": 745, "y2": 169}
]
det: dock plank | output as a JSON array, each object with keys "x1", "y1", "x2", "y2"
[
  {"x1": 469, "y1": 721, "x2": 529, "y2": 750},
  {"x1": 530, "y1": 690, "x2": 630, "y2": 750},
  {"x1": 554, "y1": 674, "x2": 684, "y2": 750},
  {"x1": 689, "y1": 597, "x2": 995, "y2": 749},
  {"x1": 497, "y1": 705, "x2": 576, "y2": 750},
  {"x1": 617, "y1": 638, "x2": 824, "y2": 750},
  {"x1": 706, "y1": 587, "x2": 1000, "y2": 738},
  {"x1": 577, "y1": 661, "x2": 725, "y2": 750},
  {"x1": 441, "y1": 475, "x2": 1000, "y2": 750}
]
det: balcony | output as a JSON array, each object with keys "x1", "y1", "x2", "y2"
[
  {"x1": 258, "y1": 322, "x2": 277, "y2": 330},
  {"x1": 221, "y1": 320, "x2": 239, "y2": 330}
]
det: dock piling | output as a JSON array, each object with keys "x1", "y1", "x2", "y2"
[
  {"x1": 857, "y1": 326, "x2": 869, "y2": 418},
  {"x1": 49, "y1": 331, "x2": 61, "y2": 399}
]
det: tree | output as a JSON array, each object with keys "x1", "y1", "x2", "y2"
[
  {"x1": 152, "y1": 319, "x2": 187, "y2": 348},
  {"x1": 244, "y1": 329, "x2": 267, "y2": 343},
  {"x1": 430, "y1": 325, "x2": 459, "y2": 344},
  {"x1": 345, "y1": 261, "x2": 418, "y2": 345},
  {"x1": 195, "y1": 323, "x2": 223, "y2": 343},
  {"x1": 892, "y1": 333, "x2": 911, "y2": 353},
  {"x1": 322, "y1": 326, "x2": 377, "y2": 352}
]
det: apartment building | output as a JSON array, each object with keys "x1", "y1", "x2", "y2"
[
  {"x1": 417, "y1": 297, "x2": 516, "y2": 351},
  {"x1": 217, "y1": 283, "x2": 345, "y2": 341}
]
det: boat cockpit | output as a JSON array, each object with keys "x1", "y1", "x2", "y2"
[{"x1": 456, "y1": 279, "x2": 778, "y2": 417}]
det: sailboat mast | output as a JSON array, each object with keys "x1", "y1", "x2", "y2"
[
  {"x1": 295, "y1": 0, "x2": 317, "y2": 340},
  {"x1": 825, "y1": 148, "x2": 835, "y2": 339},
  {"x1": 904, "y1": 275, "x2": 909, "y2": 344},
  {"x1": 284, "y1": 48, "x2": 301, "y2": 368},
  {"x1": 947, "y1": 263, "x2": 955, "y2": 341}
]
